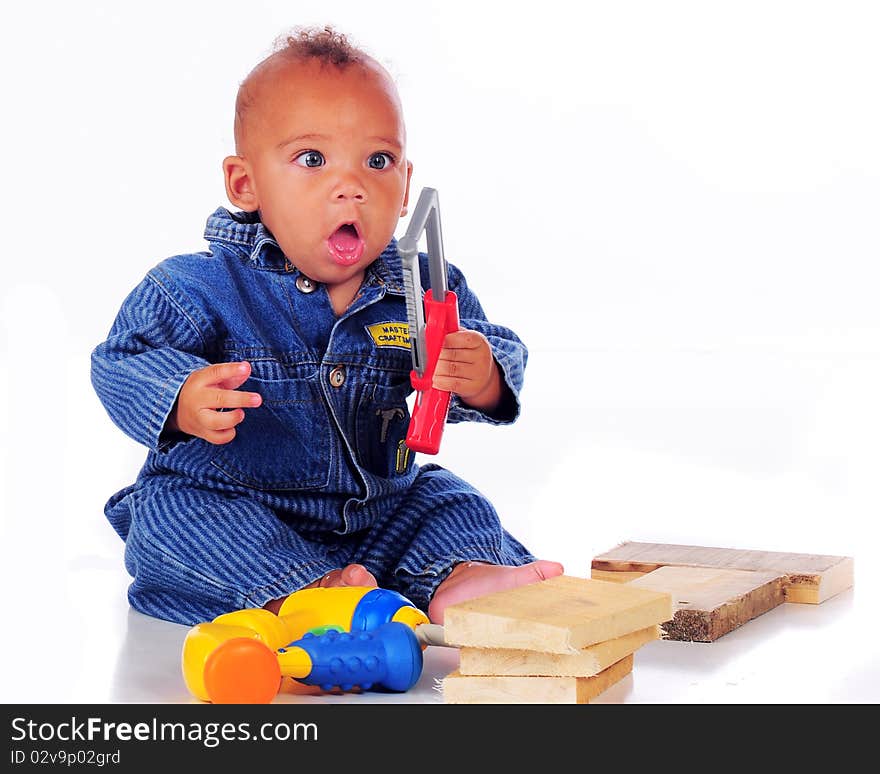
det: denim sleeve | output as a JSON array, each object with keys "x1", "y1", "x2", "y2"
[
  {"x1": 90, "y1": 272, "x2": 211, "y2": 451},
  {"x1": 441, "y1": 259, "x2": 528, "y2": 426}
]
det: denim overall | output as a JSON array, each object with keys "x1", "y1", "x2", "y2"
[{"x1": 91, "y1": 208, "x2": 534, "y2": 625}]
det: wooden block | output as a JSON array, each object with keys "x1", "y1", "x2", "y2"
[
  {"x1": 458, "y1": 624, "x2": 659, "y2": 676},
  {"x1": 627, "y1": 566, "x2": 786, "y2": 642},
  {"x1": 591, "y1": 569, "x2": 645, "y2": 584},
  {"x1": 442, "y1": 654, "x2": 634, "y2": 704},
  {"x1": 591, "y1": 541, "x2": 853, "y2": 603},
  {"x1": 443, "y1": 575, "x2": 672, "y2": 654}
]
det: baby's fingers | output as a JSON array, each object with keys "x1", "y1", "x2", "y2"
[
  {"x1": 199, "y1": 406, "x2": 246, "y2": 431},
  {"x1": 193, "y1": 360, "x2": 253, "y2": 390},
  {"x1": 196, "y1": 406, "x2": 245, "y2": 445},
  {"x1": 202, "y1": 427, "x2": 238, "y2": 445},
  {"x1": 203, "y1": 387, "x2": 262, "y2": 411},
  {"x1": 441, "y1": 330, "x2": 486, "y2": 352}
]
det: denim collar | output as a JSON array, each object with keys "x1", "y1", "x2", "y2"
[{"x1": 204, "y1": 207, "x2": 404, "y2": 293}]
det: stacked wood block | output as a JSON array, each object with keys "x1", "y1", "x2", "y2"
[
  {"x1": 591, "y1": 541, "x2": 854, "y2": 642},
  {"x1": 439, "y1": 575, "x2": 673, "y2": 703}
]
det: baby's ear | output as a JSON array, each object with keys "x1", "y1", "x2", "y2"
[
  {"x1": 400, "y1": 160, "x2": 414, "y2": 217},
  {"x1": 222, "y1": 156, "x2": 258, "y2": 211}
]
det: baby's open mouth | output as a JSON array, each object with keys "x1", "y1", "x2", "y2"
[{"x1": 327, "y1": 223, "x2": 365, "y2": 266}]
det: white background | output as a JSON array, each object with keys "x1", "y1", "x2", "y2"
[{"x1": 1, "y1": 0, "x2": 878, "y2": 703}]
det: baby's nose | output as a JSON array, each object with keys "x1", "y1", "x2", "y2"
[{"x1": 332, "y1": 174, "x2": 367, "y2": 202}]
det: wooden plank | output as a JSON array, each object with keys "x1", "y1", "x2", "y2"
[
  {"x1": 442, "y1": 575, "x2": 672, "y2": 654},
  {"x1": 591, "y1": 569, "x2": 645, "y2": 584},
  {"x1": 458, "y1": 624, "x2": 659, "y2": 676},
  {"x1": 591, "y1": 541, "x2": 853, "y2": 603},
  {"x1": 627, "y1": 566, "x2": 786, "y2": 641},
  {"x1": 442, "y1": 654, "x2": 634, "y2": 704}
]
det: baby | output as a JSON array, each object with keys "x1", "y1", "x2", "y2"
[{"x1": 91, "y1": 26, "x2": 563, "y2": 627}]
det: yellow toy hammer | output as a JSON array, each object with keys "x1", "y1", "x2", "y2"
[{"x1": 182, "y1": 586, "x2": 442, "y2": 703}]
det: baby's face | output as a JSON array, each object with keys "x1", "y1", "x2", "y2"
[{"x1": 231, "y1": 59, "x2": 412, "y2": 287}]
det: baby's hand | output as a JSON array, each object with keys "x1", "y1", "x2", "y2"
[
  {"x1": 167, "y1": 361, "x2": 262, "y2": 444},
  {"x1": 432, "y1": 330, "x2": 502, "y2": 412}
]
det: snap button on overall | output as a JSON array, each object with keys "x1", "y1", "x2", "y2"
[
  {"x1": 329, "y1": 366, "x2": 346, "y2": 387},
  {"x1": 296, "y1": 275, "x2": 317, "y2": 293}
]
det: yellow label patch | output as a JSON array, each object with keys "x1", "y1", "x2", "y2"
[{"x1": 366, "y1": 321, "x2": 411, "y2": 350}]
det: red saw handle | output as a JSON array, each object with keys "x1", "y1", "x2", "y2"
[{"x1": 406, "y1": 288, "x2": 459, "y2": 454}]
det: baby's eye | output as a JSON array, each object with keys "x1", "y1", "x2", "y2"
[
  {"x1": 367, "y1": 152, "x2": 394, "y2": 170},
  {"x1": 294, "y1": 150, "x2": 325, "y2": 168}
]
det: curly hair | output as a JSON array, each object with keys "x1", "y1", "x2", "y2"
[
  {"x1": 233, "y1": 25, "x2": 373, "y2": 151},
  {"x1": 274, "y1": 25, "x2": 364, "y2": 66}
]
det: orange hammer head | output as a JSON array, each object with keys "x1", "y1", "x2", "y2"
[{"x1": 203, "y1": 637, "x2": 282, "y2": 704}]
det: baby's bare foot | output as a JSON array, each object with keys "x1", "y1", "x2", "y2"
[
  {"x1": 316, "y1": 563, "x2": 378, "y2": 589},
  {"x1": 427, "y1": 560, "x2": 564, "y2": 624}
]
